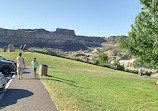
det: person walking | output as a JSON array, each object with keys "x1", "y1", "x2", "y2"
[
  {"x1": 31, "y1": 58, "x2": 38, "y2": 79},
  {"x1": 16, "y1": 53, "x2": 25, "y2": 79},
  {"x1": 138, "y1": 67, "x2": 142, "y2": 78},
  {"x1": 23, "y1": 44, "x2": 27, "y2": 52},
  {"x1": 20, "y1": 44, "x2": 23, "y2": 51}
]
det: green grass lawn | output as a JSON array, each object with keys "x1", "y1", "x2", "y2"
[
  {"x1": 41, "y1": 70, "x2": 158, "y2": 111},
  {"x1": 1, "y1": 52, "x2": 156, "y2": 111},
  {"x1": 0, "y1": 52, "x2": 136, "y2": 75}
]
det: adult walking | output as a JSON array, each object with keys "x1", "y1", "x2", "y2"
[
  {"x1": 20, "y1": 44, "x2": 23, "y2": 51},
  {"x1": 23, "y1": 44, "x2": 27, "y2": 52},
  {"x1": 16, "y1": 53, "x2": 25, "y2": 79},
  {"x1": 31, "y1": 58, "x2": 38, "y2": 79}
]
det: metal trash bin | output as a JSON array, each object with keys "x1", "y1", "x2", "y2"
[{"x1": 39, "y1": 64, "x2": 48, "y2": 76}]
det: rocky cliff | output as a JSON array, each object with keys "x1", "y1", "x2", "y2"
[
  {"x1": 0, "y1": 28, "x2": 127, "y2": 51},
  {"x1": 105, "y1": 36, "x2": 128, "y2": 43}
]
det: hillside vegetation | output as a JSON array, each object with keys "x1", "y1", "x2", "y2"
[{"x1": 1, "y1": 52, "x2": 135, "y2": 75}]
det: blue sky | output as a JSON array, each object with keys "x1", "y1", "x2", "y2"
[{"x1": 0, "y1": 0, "x2": 142, "y2": 37}]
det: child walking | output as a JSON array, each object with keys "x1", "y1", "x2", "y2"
[
  {"x1": 138, "y1": 67, "x2": 142, "y2": 78},
  {"x1": 31, "y1": 58, "x2": 38, "y2": 79}
]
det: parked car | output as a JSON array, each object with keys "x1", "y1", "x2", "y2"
[
  {"x1": 0, "y1": 56, "x2": 16, "y2": 74},
  {"x1": 0, "y1": 74, "x2": 6, "y2": 92},
  {"x1": 0, "y1": 56, "x2": 16, "y2": 65}
]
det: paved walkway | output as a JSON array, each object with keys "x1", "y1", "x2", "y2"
[{"x1": 0, "y1": 66, "x2": 57, "y2": 111}]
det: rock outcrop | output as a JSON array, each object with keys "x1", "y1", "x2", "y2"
[
  {"x1": 77, "y1": 36, "x2": 107, "y2": 47},
  {"x1": 106, "y1": 36, "x2": 128, "y2": 43},
  {"x1": 0, "y1": 28, "x2": 127, "y2": 51}
]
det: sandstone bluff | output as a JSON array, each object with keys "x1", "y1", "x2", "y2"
[{"x1": 0, "y1": 28, "x2": 127, "y2": 51}]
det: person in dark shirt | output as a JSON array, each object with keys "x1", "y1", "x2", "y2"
[
  {"x1": 23, "y1": 44, "x2": 27, "y2": 52},
  {"x1": 20, "y1": 44, "x2": 23, "y2": 51}
]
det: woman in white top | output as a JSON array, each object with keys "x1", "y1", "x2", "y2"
[{"x1": 16, "y1": 53, "x2": 25, "y2": 79}]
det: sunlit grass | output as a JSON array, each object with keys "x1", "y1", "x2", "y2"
[{"x1": 41, "y1": 70, "x2": 158, "y2": 111}]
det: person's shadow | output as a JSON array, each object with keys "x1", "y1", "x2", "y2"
[
  {"x1": 0, "y1": 89, "x2": 33, "y2": 109},
  {"x1": 23, "y1": 72, "x2": 30, "y2": 74}
]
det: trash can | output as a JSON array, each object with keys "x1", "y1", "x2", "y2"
[{"x1": 39, "y1": 64, "x2": 48, "y2": 76}]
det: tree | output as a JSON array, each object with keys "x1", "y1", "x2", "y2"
[
  {"x1": 152, "y1": 0, "x2": 158, "y2": 10},
  {"x1": 98, "y1": 53, "x2": 108, "y2": 65},
  {"x1": 120, "y1": 0, "x2": 158, "y2": 69}
]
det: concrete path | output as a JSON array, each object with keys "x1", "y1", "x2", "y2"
[{"x1": 0, "y1": 66, "x2": 57, "y2": 111}]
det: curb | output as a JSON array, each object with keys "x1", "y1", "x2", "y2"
[{"x1": 0, "y1": 74, "x2": 16, "y2": 101}]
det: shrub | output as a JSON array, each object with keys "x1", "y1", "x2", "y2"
[
  {"x1": 75, "y1": 58, "x2": 84, "y2": 62},
  {"x1": 93, "y1": 59, "x2": 99, "y2": 65},
  {"x1": 116, "y1": 65, "x2": 125, "y2": 71},
  {"x1": 85, "y1": 48, "x2": 92, "y2": 53},
  {"x1": 49, "y1": 51, "x2": 58, "y2": 56},
  {"x1": 125, "y1": 69, "x2": 138, "y2": 74},
  {"x1": 103, "y1": 64, "x2": 111, "y2": 68},
  {"x1": 125, "y1": 69, "x2": 131, "y2": 72},
  {"x1": 144, "y1": 71, "x2": 152, "y2": 76},
  {"x1": 131, "y1": 70, "x2": 138, "y2": 74},
  {"x1": 98, "y1": 53, "x2": 108, "y2": 65}
]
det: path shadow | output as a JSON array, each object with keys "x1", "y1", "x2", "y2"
[
  {"x1": 0, "y1": 89, "x2": 33, "y2": 109},
  {"x1": 42, "y1": 76, "x2": 84, "y2": 88},
  {"x1": 24, "y1": 68, "x2": 29, "y2": 69},
  {"x1": 23, "y1": 72, "x2": 31, "y2": 74},
  {"x1": 46, "y1": 75, "x2": 76, "y2": 83}
]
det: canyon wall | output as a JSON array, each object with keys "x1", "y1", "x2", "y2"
[{"x1": 0, "y1": 28, "x2": 126, "y2": 51}]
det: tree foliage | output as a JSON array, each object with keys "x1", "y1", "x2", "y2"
[
  {"x1": 120, "y1": 0, "x2": 158, "y2": 69},
  {"x1": 98, "y1": 53, "x2": 108, "y2": 65}
]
